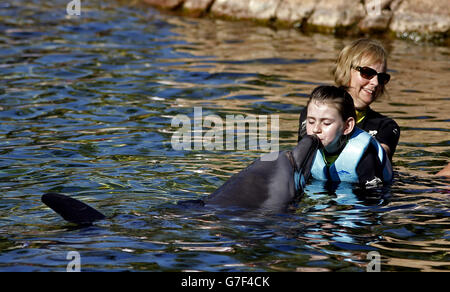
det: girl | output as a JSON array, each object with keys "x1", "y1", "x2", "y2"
[{"x1": 305, "y1": 85, "x2": 392, "y2": 188}]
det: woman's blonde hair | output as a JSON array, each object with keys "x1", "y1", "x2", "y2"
[{"x1": 333, "y1": 39, "x2": 388, "y2": 97}]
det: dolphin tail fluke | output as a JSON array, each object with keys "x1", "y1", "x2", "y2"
[{"x1": 41, "y1": 193, "x2": 106, "y2": 225}]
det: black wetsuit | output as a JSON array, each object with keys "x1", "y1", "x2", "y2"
[
  {"x1": 297, "y1": 107, "x2": 400, "y2": 160},
  {"x1": 353, "y1": 142, "x2": 385, "y2": 186}
]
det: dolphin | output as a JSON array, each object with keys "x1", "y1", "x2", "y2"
[
  {"x1": 41, "y1": 135, "x2": 320, "y2": 225},
  {"x1": 189, "y1": 134, "x2": 320, "y2": 212}
]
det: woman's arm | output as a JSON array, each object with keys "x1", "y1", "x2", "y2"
[{"x1": 356, "y1": 143, "x2": 385, "y2": 188}]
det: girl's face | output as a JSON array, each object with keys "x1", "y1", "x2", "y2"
[
  {"x1": 348, "y1": 62, "x2": 385, "y2": 110},
  {"x1": 306, "y1": 101, "x2": 354, "y2": 153}
]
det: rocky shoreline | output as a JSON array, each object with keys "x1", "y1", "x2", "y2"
[{"x1": 141, "y1": 0, "x2": 449, "y2": 44}]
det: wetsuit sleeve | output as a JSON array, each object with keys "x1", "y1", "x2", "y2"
[
  {"x1": 356, "y1": 143, "x2": 384, "y2": 188},
  {"x1": 374, "y1": 119, "x2": 400, "y2": 160},
  {"x1": 297, "y1": 107, "x2": 308, "y2": 142},
  {"x1": 360, "y1": 109, "x2": 400, "y2": 160}
]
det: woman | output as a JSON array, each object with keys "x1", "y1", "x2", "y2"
[
  {"x1": 305, "y1": 85, "x2": 392, "y2": 187},
  {"x1": 298, "y1": 39, "x2": 400, "y2": 161}
]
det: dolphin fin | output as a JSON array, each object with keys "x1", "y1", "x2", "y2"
[{"x1": 41, "y1": 193, "x2": 106, "y2": 225}]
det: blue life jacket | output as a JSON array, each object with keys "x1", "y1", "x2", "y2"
[{"x1": 310, "y1": 128, "x2": 393, "y2": 183}]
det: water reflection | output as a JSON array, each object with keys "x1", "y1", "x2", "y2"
[{"x1": 0, "y1": 0, "x2": 448, "y2": 271}]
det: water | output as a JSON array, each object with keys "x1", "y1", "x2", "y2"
[{"x1": 0, "y1": 0, "x2": 448, "y2": 272}]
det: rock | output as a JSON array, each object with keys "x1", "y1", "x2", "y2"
[
  {"x1": 389, "y1": 0, "x2": 403, "y2": 11},
  {"x1": 364, "y1": 0, "x2": 392, "y2": 16},
  {"x1": 183, "y1": 0, "x2": 214, "y2": 16},
  {"x1": 142, "y1": 0, "x2": 184, "y2": 9},
  {"x1": 359, "y1": 10, "x2": 393, "y2": 32},
  {"x1": 184, "y1": 0, "x2": 214, "y2": 11},
  {"x1": 359, "y1": 0, "x2": 394, "y2": 32},
  {"x1": 210, "y1": 0, "x2": 279, "y2": 21},
  {"x1": 390, "y1": 0, "x2": 450, "y2": 39},
  {"x1": 139, "y1": 0, "x2": 449, "y2": 43},
  {"x1": 275, "y1": 0, "x2": 316, "y2": 25},
  {"x1": 307, "y1": 0, "x2": 365, "y2": 30}
]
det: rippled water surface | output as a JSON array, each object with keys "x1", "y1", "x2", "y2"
[{"x1": 0, "y1": 0, "x2": 449, "y2": 271}]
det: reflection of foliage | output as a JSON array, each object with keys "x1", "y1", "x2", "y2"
[
  {"x1": 0, "y1": 236, "x2": 15, "y2": 253},
  {"x1": 78, "y1": 142, "x2": 99, "y2": 158}
]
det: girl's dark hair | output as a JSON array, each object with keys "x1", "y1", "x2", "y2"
[{"x1": 306, "y1": 85, "x2": 356, "y2": 122}]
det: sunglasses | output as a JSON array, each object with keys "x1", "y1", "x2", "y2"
[{"x1": 355, "y1": 66, "x2": 390, "y2": 85}]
